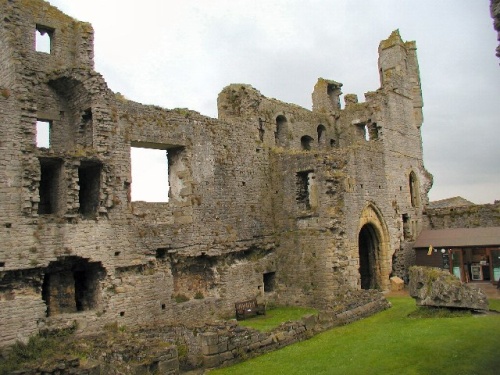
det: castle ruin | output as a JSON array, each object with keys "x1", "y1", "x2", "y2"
[{"x1": 0, "y1": 0, "x2": 432, "y2": 348}]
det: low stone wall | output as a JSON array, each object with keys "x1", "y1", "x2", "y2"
[
  {"x1": 6, "y1": 292, "x2": 389, "y2": 374},
  {"x1": 198, "y1": 292, "x2": 390, "y2": 370}
]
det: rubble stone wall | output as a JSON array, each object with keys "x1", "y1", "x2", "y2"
[
  {"x1": 1, "y1": 1, "x2": 429, "y2": 348},
  {"x1": 425, "y1": 202, "x2": 500, "y2": 229}
]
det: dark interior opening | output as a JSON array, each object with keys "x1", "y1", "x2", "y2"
[
  {"x1": 156, "y1": 248, "x2": 168, "y2": 259},
  {"x1": 41, "y1": 257, "x2": 104, "y2": 317},
  {"x1": 358, "y1": 224, "x2": 379, "y2": 290},
  {"x1": 300, "y1": 135, "x2": 314, "y2": 151},
  {"x1": 78, "y1": 161, "x2": 101, "y2": 218},
  {"x1": 38, "y1": 158, "x2": 63, "y2": 215},
  {"x1": 263, "y1": 272, "x2": 276, "y2": 292},
  {"x1": 296, "y1": 171, "x2": 313, "y2": 210}
]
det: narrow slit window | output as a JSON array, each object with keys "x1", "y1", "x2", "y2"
[
  {"x1": 409, "y1": 171, "x2": 420, "y2": 208},
  {"x1": 317, "y1": 125, "x2": 326, "y2": 146},
  {"x1": 35, "y1": 25, "x2": 53, "y2": 54},
  {"x1": 364, "y1": 125, "x2": 370, "y2": 141},
  {"x1": 36, "y1": 120, "x2": 51, "y2": 148}
]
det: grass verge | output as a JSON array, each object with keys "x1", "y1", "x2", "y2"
[
  {"x1": 237, "y1": 306, "x2": 318, "y2": 332},
  {"x1": 209, "y1": 297, "x2": 500, "y2": 375}
]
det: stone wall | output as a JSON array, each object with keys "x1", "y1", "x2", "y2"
[
  {"x1": 424, "y1": 201, "x2": 500, "y2": 229},
  {"x1": 198, "y1": 292, "x2": 390, "y2": 370},
  {"x1": 1, "y1": 0, "x2": 429, "y2": 348}
]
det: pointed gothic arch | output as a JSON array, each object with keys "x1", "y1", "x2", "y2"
[{"x1": 357, "y1": 203, "x2": 391, "y2": 290}]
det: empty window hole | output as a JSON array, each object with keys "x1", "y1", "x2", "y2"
[
  {"x1": 35, "y1": 25, "x2": 53, "y2": 53},
  {"x1": 114, "y1": 251, "x2": 121, "y2": 256},
  {"x1": 5, "y1": 223, "x2": 11, "y2": 228},
  {"x1": 120, "y1": 311, "x2": 125, "y2": 317},
  {"x1": 130, "y1": 146, "x2": 169, "y2": 202},
  {"x1": 161, "y1": 304, "x2": 166, "y2": 310},
  {"x1": 36, "y1": 120, "x2": 51, "y2": 148},
  {"x1": 0, "y1": 262, "x2": 5, "y2": 267}
]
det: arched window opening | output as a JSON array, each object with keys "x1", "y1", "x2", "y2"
[
  {"x1": 300, "y1": 135, "x2": 314, "y2": 151},
  {"x1": 275, "y1": 115, "x2": 287, "y2": 146},
  {"x1": 409, "y1": 171, "x2": 420, "y2": 207},
  {"x1": 317, "y1": 125, "x2": 326, "y2": 146}
]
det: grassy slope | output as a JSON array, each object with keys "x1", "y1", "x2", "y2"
[{"x1": 209, "y1": 297, "x2": 500, "y2": 375}]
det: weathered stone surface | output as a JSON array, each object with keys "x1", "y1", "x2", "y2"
[
  {"x1": 408, "y1": 266, "x2": 488, "y2": 311},
  {"x1": 1, "y1": 0, "x2": 429, "y2": 349},
  {"x1": 390, "y1": 276, "x2": 404, "y2": 291}
]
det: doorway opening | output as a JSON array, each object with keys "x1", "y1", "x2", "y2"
[{"x1": 358, "y1": 224, "x2": 381, "y2": 290}]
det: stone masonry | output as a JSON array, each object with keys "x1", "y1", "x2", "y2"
[{"x1": 0, "y1": 0, "x2": 431, "y2": 348}]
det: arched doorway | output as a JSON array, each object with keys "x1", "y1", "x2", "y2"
[
  {"x1": 358, "y1": 224, "x2": 380, "y2": 289},
  {"x1": 357, "y1": 203, "x2": 391, "y2": 290}
]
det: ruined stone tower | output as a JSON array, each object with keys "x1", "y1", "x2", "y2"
[{"x1": 0, "y1": 0, "x2": 431, "y2": 347}]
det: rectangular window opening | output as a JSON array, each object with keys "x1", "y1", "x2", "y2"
[
  {"x1": 78, "y1": 161, "x2": 102, "y2": 219},
  {"x1": 131, "y1": 146, "x2": 169, "y2": 202},
  {"x1": 296, "y1": 170, "x2": 314, "y2": 210},
  {"x1": 36, "y1": 120, "x2": 51, "y2": 148},
  {"x1": 402, "y1": 214, "x2": 412, "y2": 240},
  {"x1": 263, "y1": 272, "x2": 276, "y2": 293},
  {"x1": 35, "y1": 25, "x2": 53, "y2": 54},
  {"x1": 38, "y1": 158, "x2": 63, "y2": 215}
]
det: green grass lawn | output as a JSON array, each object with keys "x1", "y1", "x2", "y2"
[
  {"x1": 237, "y1": 306, "x2": 318, "y2": 332},
  {"x1": 209, "y1": 297, "x2": 500, "y2": 375}
]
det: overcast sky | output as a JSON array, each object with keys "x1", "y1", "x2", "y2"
[{"x1": 47, "y1": 0, "x2": 500, "y2": 204}]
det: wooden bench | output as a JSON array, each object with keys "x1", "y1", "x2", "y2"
[{"x1": 235, "y1": 299, "x2": 266, "y2": 320}]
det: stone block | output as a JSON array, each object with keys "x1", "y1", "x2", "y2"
[
  {"x1": 157, "y1": 358, "x2": 179, "y2": 374},
  {"x1": 203, "y1": 354, "x2": 221, "y2": 368},
  {"x1": 390, "y1": 276, "x2": 404, "y2": 291},
  {"x1": 408, "y1": 266, "x2": 488, "y2": 311}
]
